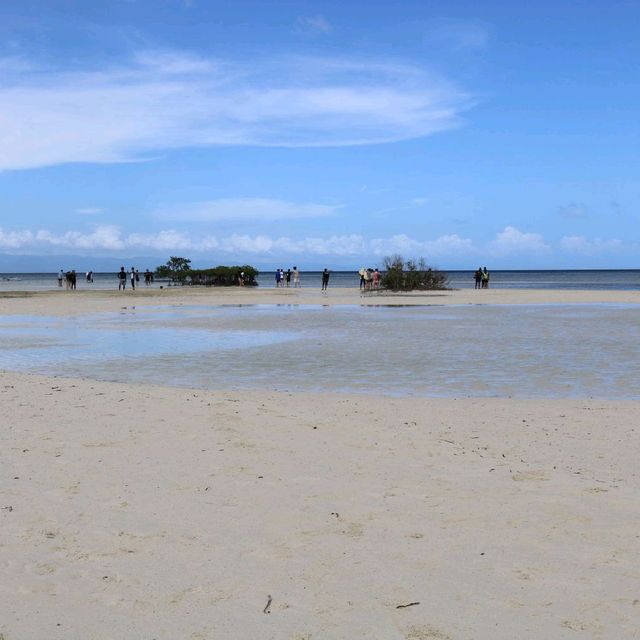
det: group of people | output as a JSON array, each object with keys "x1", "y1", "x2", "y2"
[
  {"x1": 57, "y1": 269, "x2": 78, "y2": 290},
  {"x1": 58, "y1": 270, "x2": 95, "y2": 288},
  {"x1": 275, "y1": 267, "x2": 301, "y2": 288},
  {"x1": 358, "y1": 267, "x2": 380, "y2": 291},
  {"x1": 117, "y1": 267, "x2": 154, "y2": 290},
  {"x1": 474, "y1": 267, "x2": 490, "y2": 289},
  {"x1": 274, "y1": 267, "x2": 331, "y2": 291}
]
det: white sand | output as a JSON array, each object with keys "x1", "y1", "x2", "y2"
[{"x1": 2, "y1": 372, "x2": 639, "y2": 639}]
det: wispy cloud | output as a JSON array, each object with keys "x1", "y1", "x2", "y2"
[
  {"x1": 424, "y1": 20, "x2": 489, "y2": 51},
  {"x1": 560, "y1": 235, "x2": 622, "y2": 255},
  {"x1": 297, "y1": 15, "x2": 333, "y2": 34},
  {"x1": 157, "y1": 198, "x2": 338, "y2": 222},
  {"x1": 557, "y1": 202, "x2": 590, "y2": 219},
  {"x1": 0, "y1": 50, "x2": 471, "y2": 170},
  {"x1": 75, "y1": 207, "x2": 103, "y2": 215}
]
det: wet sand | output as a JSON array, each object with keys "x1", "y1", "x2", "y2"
[
  {"x1": 2, "y1": 290, "x2": 640, "y2": 638},
  {"x1": 1, "y1": 285, "x2": 640, "y2": 317},
  {"x1": 2, "y1": 373, "x2": 639, "y2": 639}
]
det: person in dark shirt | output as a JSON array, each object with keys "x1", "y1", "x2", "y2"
[
  {"x1": 118, "y1": 267, "x2": 127, "y2": 291},
  {"x1": 474, "y1": 268, "x2": 482, "y2": 289},
  {"x1": 321, "y1": 268, "x2": 330, "y2": 291}
]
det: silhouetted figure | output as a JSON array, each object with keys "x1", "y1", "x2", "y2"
[
  {"x1": 321, "y1": 268, "x2": 330, "y2": 291},
  {"x1": 474, "y1": 268, "x2": 482, "y2": 289},
  {"x1": 118, "y1": 267, "x2": 126, "y2": 291}
]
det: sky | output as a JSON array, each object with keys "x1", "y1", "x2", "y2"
[{"x1": 1, "y1": 0, "x2": 639, "y2": 270}]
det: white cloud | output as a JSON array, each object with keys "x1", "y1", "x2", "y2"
[
  {"x1": 297, "y1": 15, "x2": 333, "y2": 34},
  {"x1": 23, "y1": 224, "x2": 634, "y2": 263},
  {"x1": 0, "y1": 50, "x2": 471, "y2": 170},
  {"x1": 560, "y1": 235, "x2": 622, "y2": 255},
  {"x1": 490, "y1": 226, "x2": 550, "y2": 256},
  {"x1": 425, "y1": 234, "x2": 474, "y2": 256},
  {"x1": 33, "y1": 225, "x2": 125, "y2": 251},
  {"x1": 158, "y1": 198, "x2": 338, "y2": 222},
  {"x1": 370, "y1": 233, "x2": 473, "y2": 258},
  {"x1": 127, "y1": 230, "x2": 194, "y2": 251},
  {"x1": 0, "y1": 228, "x2": 34, "y2": 249},
  {"x1": 75, "y1": 207, "x2": 103, "y2": 215},
  {"x1": 0, "y1": 224, "x2": 473, "y2": 258}
]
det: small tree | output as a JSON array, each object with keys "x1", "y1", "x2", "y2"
[
  {"x1": 155, "y1": 256, "x2": 192, "y2": 283},
  {"x1": 381, "y1": 255, "x2": 448, "y2": 291}
]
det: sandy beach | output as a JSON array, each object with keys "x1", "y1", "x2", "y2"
[
  {"x1": 2, "y1": 373, "x2": 639, "y2": 639},
  {"x1": 2, "y1": 289, "x2": 640, "y2": 639}
]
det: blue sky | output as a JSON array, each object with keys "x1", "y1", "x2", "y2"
[{"x1": 1, "y1": 0, "x2": 638, "y2": 269}]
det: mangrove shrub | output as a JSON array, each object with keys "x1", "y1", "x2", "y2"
[{"x1": 381, "y1": 255, "x2": 448, "y2": 291}]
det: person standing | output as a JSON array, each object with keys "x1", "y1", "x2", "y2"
[
  {"x1": 321, "y1": 268, "x2": 330, "y2": 291},
  {"x1": 57, "y1": 269, "x2": 64, "y2": 287},
  {"x1": 130, "y1": 267, "x2": 136, "y2": 291},
  {"x1": 482, "y1": 267, "x2": 490, "y2": 289},
  {"x1": 286, "y1": 269, "x2": 291, "y2": 288},
  {"x1": 293, "y1": 266, "x2": 300, "y2": 288},
  {"x1": 373, "y1": 268, "x2": 380, "y2": 289},
  {"x1": 118, "y1": 266, "x2": 126, "y2": 290},
  {"x1": 474, "y1": 268, "x2": 482, "y2": 289},
  {"x1": 359, "y1": 267, "x2": 366, "y2": 290}
]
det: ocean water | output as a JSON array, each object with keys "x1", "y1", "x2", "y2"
[
  {"x1": 1, "y1": 269, "x2": 640, "y2": 291},
  {"x1": 1, "y1": 303, "x2": 639, "y2": 399}
]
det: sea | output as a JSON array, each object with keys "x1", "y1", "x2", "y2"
[{"x1": 1, "y1": 269, "x2": 640, "y2": 291}]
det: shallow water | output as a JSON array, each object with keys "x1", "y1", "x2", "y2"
[
  {"x1": 3, "y1": 269, "x2": 640, "y2": 291},
  {"x1": 1, "y1": 304, "x2": 639, "y2": 398}
]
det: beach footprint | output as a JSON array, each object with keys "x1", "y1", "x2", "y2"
[{"x1": 405, "y1": 625, "x2": 452, "y2": 640}]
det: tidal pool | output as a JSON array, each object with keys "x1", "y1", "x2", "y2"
[{"x1": 1, "y1": 304, "x2": 639, "y2": 398}]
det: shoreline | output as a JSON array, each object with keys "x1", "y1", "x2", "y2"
[
  {"x1": 1, "y1": 286, "x2": 640, "y2": 317},
  {"x1": 2, "y1": 371, "x2": 639, "y2": 639}
]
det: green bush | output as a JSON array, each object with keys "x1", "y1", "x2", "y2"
[
  {"x1": 381, "y1": 255, "x2": 448, "y2": 291},
  {"x1": 186, "y1": 265, "x2": 259, "y2": 287}
]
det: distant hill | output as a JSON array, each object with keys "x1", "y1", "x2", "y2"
[
  {"x1": 0, "y1": 252, "x2": 364, "y2": 273},
  {"x1": 0, "y1": 253, "x2": 161, "y2": 273}
]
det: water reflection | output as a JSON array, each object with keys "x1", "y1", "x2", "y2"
[{"x1": 1, "y1": 304, "x2": 639, "y2": 399}]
